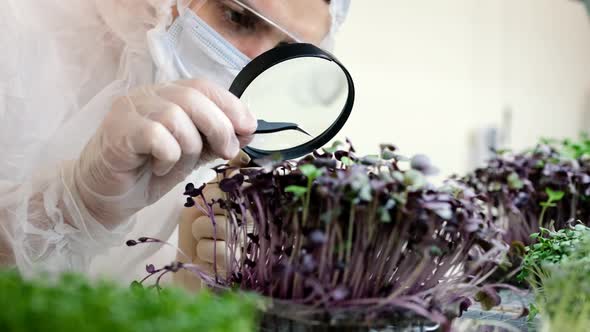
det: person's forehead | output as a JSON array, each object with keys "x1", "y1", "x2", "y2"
[{"x1": 245, "y1": 0, "x2": 331, "y2": 44}]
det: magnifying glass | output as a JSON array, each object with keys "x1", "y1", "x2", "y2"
[{"x1": 229, "y1": 43, "x2": 355, "y2": 161}]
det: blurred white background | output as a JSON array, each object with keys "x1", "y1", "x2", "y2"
[{"x1": 332, "y1": 0, "x2": 590, "y2": 178}]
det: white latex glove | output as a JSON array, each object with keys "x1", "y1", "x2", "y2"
[
  {"x1": 175, "y1": 153, "x2": 252, "y2": 291},
  {"x1": 69, "y1": 79, "x2": 256, "y2": 229}
]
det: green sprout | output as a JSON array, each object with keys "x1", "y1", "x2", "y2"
[{"x1": 538, "y1": 188, "x2": 565, "y2": 228}]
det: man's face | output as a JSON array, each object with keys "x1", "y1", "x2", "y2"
[{"x1": 188, "y1": 0, "x2": 332, "y2": 59}]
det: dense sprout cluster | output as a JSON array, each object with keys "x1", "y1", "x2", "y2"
[
  {"x1": 460, "y1": 143, "x2": 590, "y2": 248},
  {"x1": 179, "y1": 142, "x2": 506, "y2": 328},
  {"x1": 130, "y1": 137, "x2": 590, "y2": 328},
  {"x1": 518, "y1": 224, "x2": 590, "y2": 283},
  {"x1": 528, "y1": 228, "x2": 590, "y2": 330}
]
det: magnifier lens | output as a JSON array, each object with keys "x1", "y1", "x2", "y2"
[
  {"x1": 230, "y1": 43, "x2": 355, "y2": 160},
  {"x1": 243, "y1": 57, "x2": 348, "y2": 151}
]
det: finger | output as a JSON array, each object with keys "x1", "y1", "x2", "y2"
[
  {"x1": 148, "y1": 154, "x2": 201, "y2": 198},
  {"x1": 175, "y1": 207, "x2": 202, "y2": 292},
  {"x1": 238, "y1": 134, "x2": 254, "y2": 148},
  {"x1": 178, "y1": 203, "x2": 200, "y2": 261},
  {"x1": 176, "y1": 80, "x2": 257, "y2": 137},
  {"x1": 127, "y1": 117, "x2": 181, "y2": 177},
  {"x1": 156, "y1": 83, "x2": 240, "y2": 160},
  {"x1": 196, "y1": 240, "x2": 228, "y2": 267},
  {"x1": 144, "y1": 98, "x2": 204, "y2": 159},
  {"x1": 192, "y1": 215, "x2": 228, "y2": 241}
]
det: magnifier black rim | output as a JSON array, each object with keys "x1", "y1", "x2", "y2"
[{"x1": 229, "y1": 43, "x2": 355, "y2": 161}]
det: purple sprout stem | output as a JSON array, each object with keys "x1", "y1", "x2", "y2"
[
  {"x1": 182, "y1": 263, "x2": 218, "y2": 285},
  {"x1": 317, "y1": 209, "x2": 333, "y2": 282},
  {"x1": 252, "y1": 193, "x2": 269, "y2": 286},
  {"x1": 139, "y1": 268, "x2": 165, "y2": 284},
  {"x1": 238, "y1": 198, "x2": 249, "y2": 273},
  {"x1": 155, "y1": 270, "x2": 171, "y2": 293},
  {"x1": 343, "y1": 204, "x2": 356, "y2": 283},
  {"x1": 225, "y1": 207, "x2": 238, "y2": 281},
  {"x1": 423, "y1": 256, "x2": 453, "y2": 290},
  {"x1": 350, "y1": 220, "x2": 369, "y2": 298},
  {"x1": 386, "y1": 258, "x2": 428, "y2": 300},
  {"x1": 233, "y1": 195, "x2": 248, "y2": 280},
  {"x1": 351, "y1": 202, "x2": 378, "y2": 298},
  {"x1": 383, "y1": 221, "x2": 408, "y2": 283},
  {"x1": 302, "y1": 177, "x2": 313, "y2": 227},
  {"x1": 244, "y1": 193, "x2": 259, "y2": 279},
  {"x1": 279, "y1": 211, "x2": 295, "y2": 298},
  {"x1": 269, "y1": 220, "x2": 281, "y2": 290},
  {"x1": 570, "y1": 189, "x2": 579, "y2": 221},
  {"x1": 289, "y1": 214, "x2": 304, "y2": 298},
  {"x1": 319, "y1": 196, "x2": 338, "y2": 284},
  {"x1": 200, "y1": 191, "x2": 218, "y2": 283},
  {"x1": 324, "y1": 226, "x2": 336, "y2": 285},
  {"x1": 131, "y1": 238, "x2": 192, "y2": 263},
  {"x1": 373, "y1": 230, "x2": 398, "y2": 296},
  {"x1": 292, "y1": 273, "x2": 303, "y2": 300},
  {"x1": 331, "y1": 223, "x2": 345, "y2": 287},
  {"x1": 351, "y1": 255, "x2": 367, "y2": 299},
  {"x1": 285, "y1": 175, "x2": 315, "y2": 299},
  {"x1": 193, "y1": 201, "x2": 210, "y2": 217}
]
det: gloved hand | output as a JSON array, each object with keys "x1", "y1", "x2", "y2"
[
  {"x1": 67, "y1": 79, "x2": 256, "y2": 229},
  {"x1": 174, "y1": 152, "x2": 252, "y2": 291}
]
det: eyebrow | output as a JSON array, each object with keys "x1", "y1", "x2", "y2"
[{"x1": 229, "y1": 0, "x2": 303, "y2": 43}]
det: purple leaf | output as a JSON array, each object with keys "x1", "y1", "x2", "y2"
[
  {"x1": 219, "y1": 174, "x2": 245, "y2": 193},
  {"x1": 184, "y1": 197, "x2": 195, "y2": 208},
  {"x1": 184, "y1": 183, "x2": 206, "y2": 197},
  {"x1": 411, "y1": 154, "x2": 439, "y2": 175}
]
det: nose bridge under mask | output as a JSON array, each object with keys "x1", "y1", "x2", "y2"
[
  {"x1": 175, "y1": 10, "x2": 251, "y2": 68},
  {"x1": 165, "y1": 8, "x2": 251, "y2": 88}
]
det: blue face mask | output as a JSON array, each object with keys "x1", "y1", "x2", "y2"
[{"x1": 151, "y1": 9, "x2": 251, "y2": 88}]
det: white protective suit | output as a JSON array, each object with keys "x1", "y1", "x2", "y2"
[{"x1": 0, "y1": 0, "x2": 350, "y2": 284}]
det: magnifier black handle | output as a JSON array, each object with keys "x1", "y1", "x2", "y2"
[{"x1": 255, "y1": 119, "x2": 311, "y2": 137}]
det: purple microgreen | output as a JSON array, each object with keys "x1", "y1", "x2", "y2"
[
  {"x1": 167, "y1": 142, "x2": 503, "y2": 324},
  {"x1": 184, "y1": 197, "x2": 195, "y2": 208},
  {"x1": 183, "y1": 183, "x2": 206, "y2": 197},
  {"x1": 219, "y1": 174, "x2": 245, "y2": 193},
  {"x1": 146, "y1": 264, "x2": 156, "y2": 274},
  {"x1": 410, "y1": 154, "x2": 439, "y2": 176}
]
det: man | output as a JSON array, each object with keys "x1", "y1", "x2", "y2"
[{"x1": 0, "y1": 0, "x2": 350, "y2": 283}]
